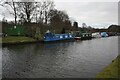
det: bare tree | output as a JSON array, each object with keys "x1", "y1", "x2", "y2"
[
  {"x1": 49, "y1": 9, "x2": 72, "y2": 33},
  {"x1": 0, "y1": 0, "x2": 55, "y2": 24},
  {"x1": 49, "y1": 9, "x2": 70, "y2": 24},
  {"x1": 16, "y1": 1, "x2": 37, "y2": 23},
  {"x1": 82, "y1": 23, "x2": 87, "y2": 28},
  {"x1": 0, "y1": 0, "x2": 19, "y2": 24},
  {"x1": 7, "y1": 0, "x2": 17, "y2": 24},
  {"x1": 73, "y1": 22, "x2": 78, "y2": 28},
  {"x1": 37, "y1": 0, "x2": 55, "y2": 24}
]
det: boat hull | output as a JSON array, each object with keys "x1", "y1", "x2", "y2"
[
  {"x1": 44, "y1": 37, "x2": 74, "y2": 42},
  {"x1": 81, "y1": 36, "x2": 92, "y2": 40},
  {"x1": 74, "y1": 37, "x2": 81, "y2": 40},
  {"x1": 44, "y1": 33, "x2": 75, "y2": 42}
]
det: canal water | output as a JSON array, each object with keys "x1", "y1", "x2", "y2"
[
  {"x1": 2, "y1": 36, "x2": 118, "y2": 78},
  {"x1": 0, "y1": 44, "x2": 2, "y2": 79}
]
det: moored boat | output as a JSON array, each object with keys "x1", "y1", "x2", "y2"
[
  {"x1": 74, "y1": 31, "x2": 81, "y2": 40},
  {"x1": 92, "y1": 32, "x2": 101, "y2": 38},
  {"x1": 74, "y1": 37, "x2": 81, "y2": 40},
  {"x1": 43, "y1": 31, "x2": 74, "y2": 42},
  {"x1": 101, "y1": 32, "x2": 108, "y2": 37},
  {"x1": 74, "y1": 30, "x2": 92, "y2": 40},
  {"x1": 81, "y1": 33, "x2": 92, "y2": 40}
]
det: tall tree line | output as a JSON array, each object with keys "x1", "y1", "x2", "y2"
[
  {"x1": 1, "y1": 0, "x2": 55, "y2": 24},
  {"x1": 1, "y1": 0, "x2": 73, "y2": 34},
  {"x1": 1, "y1": 0, "x2": 72, "y2": 25}
]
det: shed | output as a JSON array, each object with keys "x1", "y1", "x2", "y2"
[{"x1": 5, "y1": 25, "x2": 25, "y2": 36}]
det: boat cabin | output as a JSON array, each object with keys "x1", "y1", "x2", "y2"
[{"x1": 44, "y1": 30, "x2": 74, "y2": 42}]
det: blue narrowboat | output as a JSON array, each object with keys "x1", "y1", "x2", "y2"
[{"x1": 43, "y1": 31, "x2": 74, "y2": 42}]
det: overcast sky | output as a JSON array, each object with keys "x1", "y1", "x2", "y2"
[
  {"x1": 0, "y1": 0, "x2": 119, "y2": 28},
  {"x1": 54, "y1": 0, "x2": 118, "y2": 28}
]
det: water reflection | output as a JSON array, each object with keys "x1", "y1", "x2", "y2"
[{"x1": 2, "y1": 36, "x2": 118, "y2": 78}]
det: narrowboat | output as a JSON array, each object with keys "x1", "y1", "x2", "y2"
[
  {"x1": 43, "y1": 30, "x2": 74, "y2": 42},
  {"x1": 75, "y1": 30, "x2": 92, "y2": 40},
  {"x1": 74, "y1": 31, "x2": 81, "y2": 40},
  {"x1": 81, "y1": 33, "x2": 92, "y2": 40}
]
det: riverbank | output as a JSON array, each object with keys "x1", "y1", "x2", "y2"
[
  {"x1": 96, "y1": 55, "x2": 119, "y2": 78},
  {"x1": 2, "y1": 36, "x2": 42, "y2": 45}
]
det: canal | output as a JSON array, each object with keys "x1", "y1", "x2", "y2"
[{"x1": 2, "y1": 36, "x2": 118, "y2": 78}]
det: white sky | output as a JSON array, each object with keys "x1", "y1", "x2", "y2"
[
  {"x1": 0, "y1": 0, "x2": 119, "y2": 28},
  {"x1": 54, "y1": 0, "x2": 119, "y2": 28}
]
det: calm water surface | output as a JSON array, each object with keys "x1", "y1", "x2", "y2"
[
  {"x1": 2, "y1": 36, "x2": 118, "y2": 78},
  {"x1": 0, "y1": 44, "x2": 2, "y2": 79}
]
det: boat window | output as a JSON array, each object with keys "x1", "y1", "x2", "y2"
[
  {"x1": 65, "y1": 35, "x2": 68, "y2": 38},
  {"x1": 60, "y1": 36, "x2": 63, "y2": 38},
  {"x1": 14, "y1": 26, "x2": 16, "y2": 29},
  {"x1": 56, "y1": 36, "x2": 59, "y2": 38}
]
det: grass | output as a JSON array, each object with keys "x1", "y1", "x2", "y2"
[
  {"x1": 2, "y1": 36, "x2": 37, "y2": 43},
  {"x1": 96, "y1": 55, "x2": 120, "y2": 78}
]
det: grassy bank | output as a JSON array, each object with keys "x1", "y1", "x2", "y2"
[
  {"x1": 96, "y1": 55, "x2": 120, "y2": 78},
  {"x1": 2, "y1": 36, "x2": 38, "y2": 44}
]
